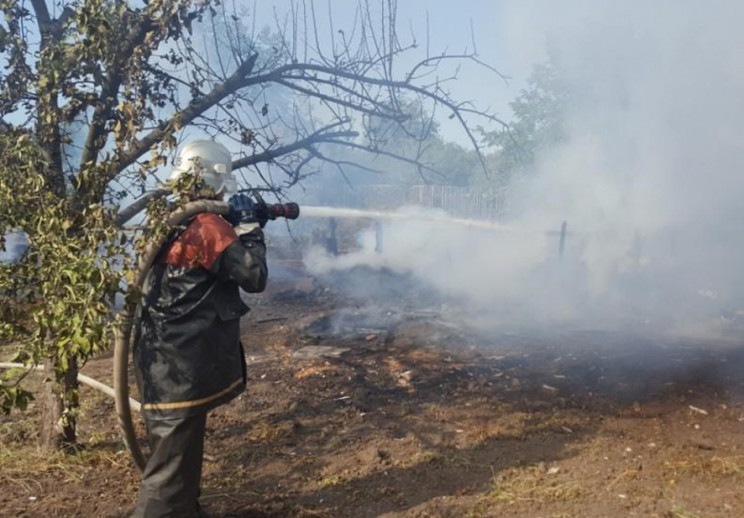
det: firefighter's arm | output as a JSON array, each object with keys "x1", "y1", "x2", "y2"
[{"x1": 209, "y1": 223, "x2": 268, "y2": 293}]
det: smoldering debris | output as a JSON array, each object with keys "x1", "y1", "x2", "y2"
[
  {"x1": 292, "y1": 346, "x2": 350, "y2": 360},
  {"x1": 302, "y1": 308, "x2": 395, "y2": 339}
]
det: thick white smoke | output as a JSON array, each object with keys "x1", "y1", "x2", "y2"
[
  {"x1": 303, "y1": 1, "x2": 744, "y2": 336},
  {"x1": 507, "y1": 0, "x2": 744, "y2": 327}
]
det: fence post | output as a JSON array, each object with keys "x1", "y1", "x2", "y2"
[
  {"x1": 328, "y1": 218, "x2": 338, "y2": 256},
  {"x1": 375, "y1": 221, "x2": 383, "y2": 253},
  {"x1": 559, "y1": 221, "x2": 567, "y2": 258}
]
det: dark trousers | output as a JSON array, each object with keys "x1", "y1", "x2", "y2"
[{"x1": 132, "y1": 412, "x2": 207, "y2": 518}]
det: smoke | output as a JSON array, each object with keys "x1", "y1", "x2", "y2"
[
  {"x1": 301, "y1": 1, "x2": 744, "y2": 336},
  {"x1": 505, "y1": 0, "x2": 744, "y2": 328},
  {"x1": 303, "y1": 209, "x2": 569, "y2": 327}
]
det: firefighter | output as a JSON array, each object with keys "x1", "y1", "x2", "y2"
[{"x1": 132, "y1": 140, "x2": 267, "y2": 517}]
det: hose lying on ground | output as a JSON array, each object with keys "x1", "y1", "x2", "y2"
[
  {"x1": 114, "y1": 200, "x2": 230, "y2": 472},
  {"x1": 0, "y1": 362, "x2": 141, "y2": 412}
]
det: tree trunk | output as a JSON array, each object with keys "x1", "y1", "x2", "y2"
[{"x1": 41, "y1": 357, "x2": 78, "y2": 450}]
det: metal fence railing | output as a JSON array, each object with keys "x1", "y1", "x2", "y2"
[{"x1": 327, "y1": 184, "x2": 506, "y2": 221}]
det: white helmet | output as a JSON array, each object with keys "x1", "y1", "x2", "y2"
[{"x1": 169, "y1": 140, "x2": 237, "y2": 194}]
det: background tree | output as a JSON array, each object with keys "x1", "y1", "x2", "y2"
[
  {"x1": 0, "y1": 0, "x2": 503, "y2": 449},
  {"x1": 482, "y1": 56, "x2": 570, "y2": 184}
]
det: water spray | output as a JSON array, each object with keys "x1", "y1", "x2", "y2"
[
  {"x1": 301, "y1": 206, "x2": 513, "y2": 232},
  {"x1": 117, "y1": 190, "x2": 508, "y2": 232}
]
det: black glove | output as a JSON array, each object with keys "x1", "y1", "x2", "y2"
[
  {"x1": 226, "y1": 194, "x2": 269, "y2": 228},
  {"x1": 252, "y1": 203, "x2": 270, "y2": 229},
  {"x1": 226, "y1": 194, "x2": 253, "y2": 226}
]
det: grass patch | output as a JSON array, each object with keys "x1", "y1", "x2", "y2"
[
  {"x1": 247, "y1": 420, "x2": 295, "y2": 443},
  {"x1": 487, "y1": 466, "x2": 583, "y2": 505},
  {"x1": 0, "y1": 440, "x2": 131, "y2": 494},
  {"x1": 665, "y1": 455, "x2": 744, "y2": 481},
  {"x1": 666, "y1": 506, "x2": 704, "y2": 518},
  {"x1": 318, "y1": 474, "x2": 346, "y2": 488},
  {"x1": 415, "y1": 450, "x2": 445, "y2": 464},
  {"x1": 205, "y1": 463, "x2": 254, "y2": 491}
]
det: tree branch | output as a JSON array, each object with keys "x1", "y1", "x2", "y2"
[
  {"x1": 324, "y1": 139, "x2": 448, "y2": 180},
  {"x1": 272, "y1": 78, "x2": 407, "y2": 122},
  {"x1": 405, "y1": 54, "x2": 510, "y2": 84},
  {"x1": 79, "y1": 13, "x2": 157, "y2": 175},
  {"x1": 30, "y1": 0, "x2": 67, "y2": 197},
  {"x1": 109, "y1": 53, "x2": 259, "y2": 180},
  {"x1": 265, "y1": 62, "x2": 505, "y2": 176},
  {"x1": 29, "y1": 0, "x2": 51, "y2": 33},
  {"x1": 231, "y1": 128, "x2": 358, "y2": 171}
]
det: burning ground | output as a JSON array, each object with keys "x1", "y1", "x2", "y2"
[{"x1": 2, "y1": 263, "x2": 744, "y2": 518}]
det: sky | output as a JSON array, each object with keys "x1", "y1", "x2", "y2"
[{"x1": 250, "y1": 0, "x2": 541, "y2": 144}]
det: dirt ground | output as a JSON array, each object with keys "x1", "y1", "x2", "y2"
[{"x1": 2, "y1": 268, "x2": 744, "y2": 518}]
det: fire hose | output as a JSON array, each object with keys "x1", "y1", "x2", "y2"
[
  {"x1": 0, "y1": 362, "x2": 141, "y2": 411},
  {"x1": 114, "y1": 199, "x2": 229, "y2": 471},
  {"x1": 114, "y1": 197, "x2": 299, "y2": 471}
]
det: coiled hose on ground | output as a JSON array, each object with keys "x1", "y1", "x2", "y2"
[{"x1": 114, "y1": 199, "x2": 230, "y2": 472}]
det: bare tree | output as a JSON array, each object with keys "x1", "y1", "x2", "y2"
[{"x1": 0, "y1": 0, "x2": 505, "y2": 448}]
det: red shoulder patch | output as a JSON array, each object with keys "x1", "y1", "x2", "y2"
[{"x1": 162, "y1": 213, "x2": 237, "y2": 270}]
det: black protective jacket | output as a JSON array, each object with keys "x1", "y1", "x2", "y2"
[{"x1": 134, "y1": 213, "x2": 267, "y2": 420}]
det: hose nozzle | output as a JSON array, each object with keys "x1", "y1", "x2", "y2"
[{"x1": 267, "y1": 202, "x2": 300, "y2": 220}]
